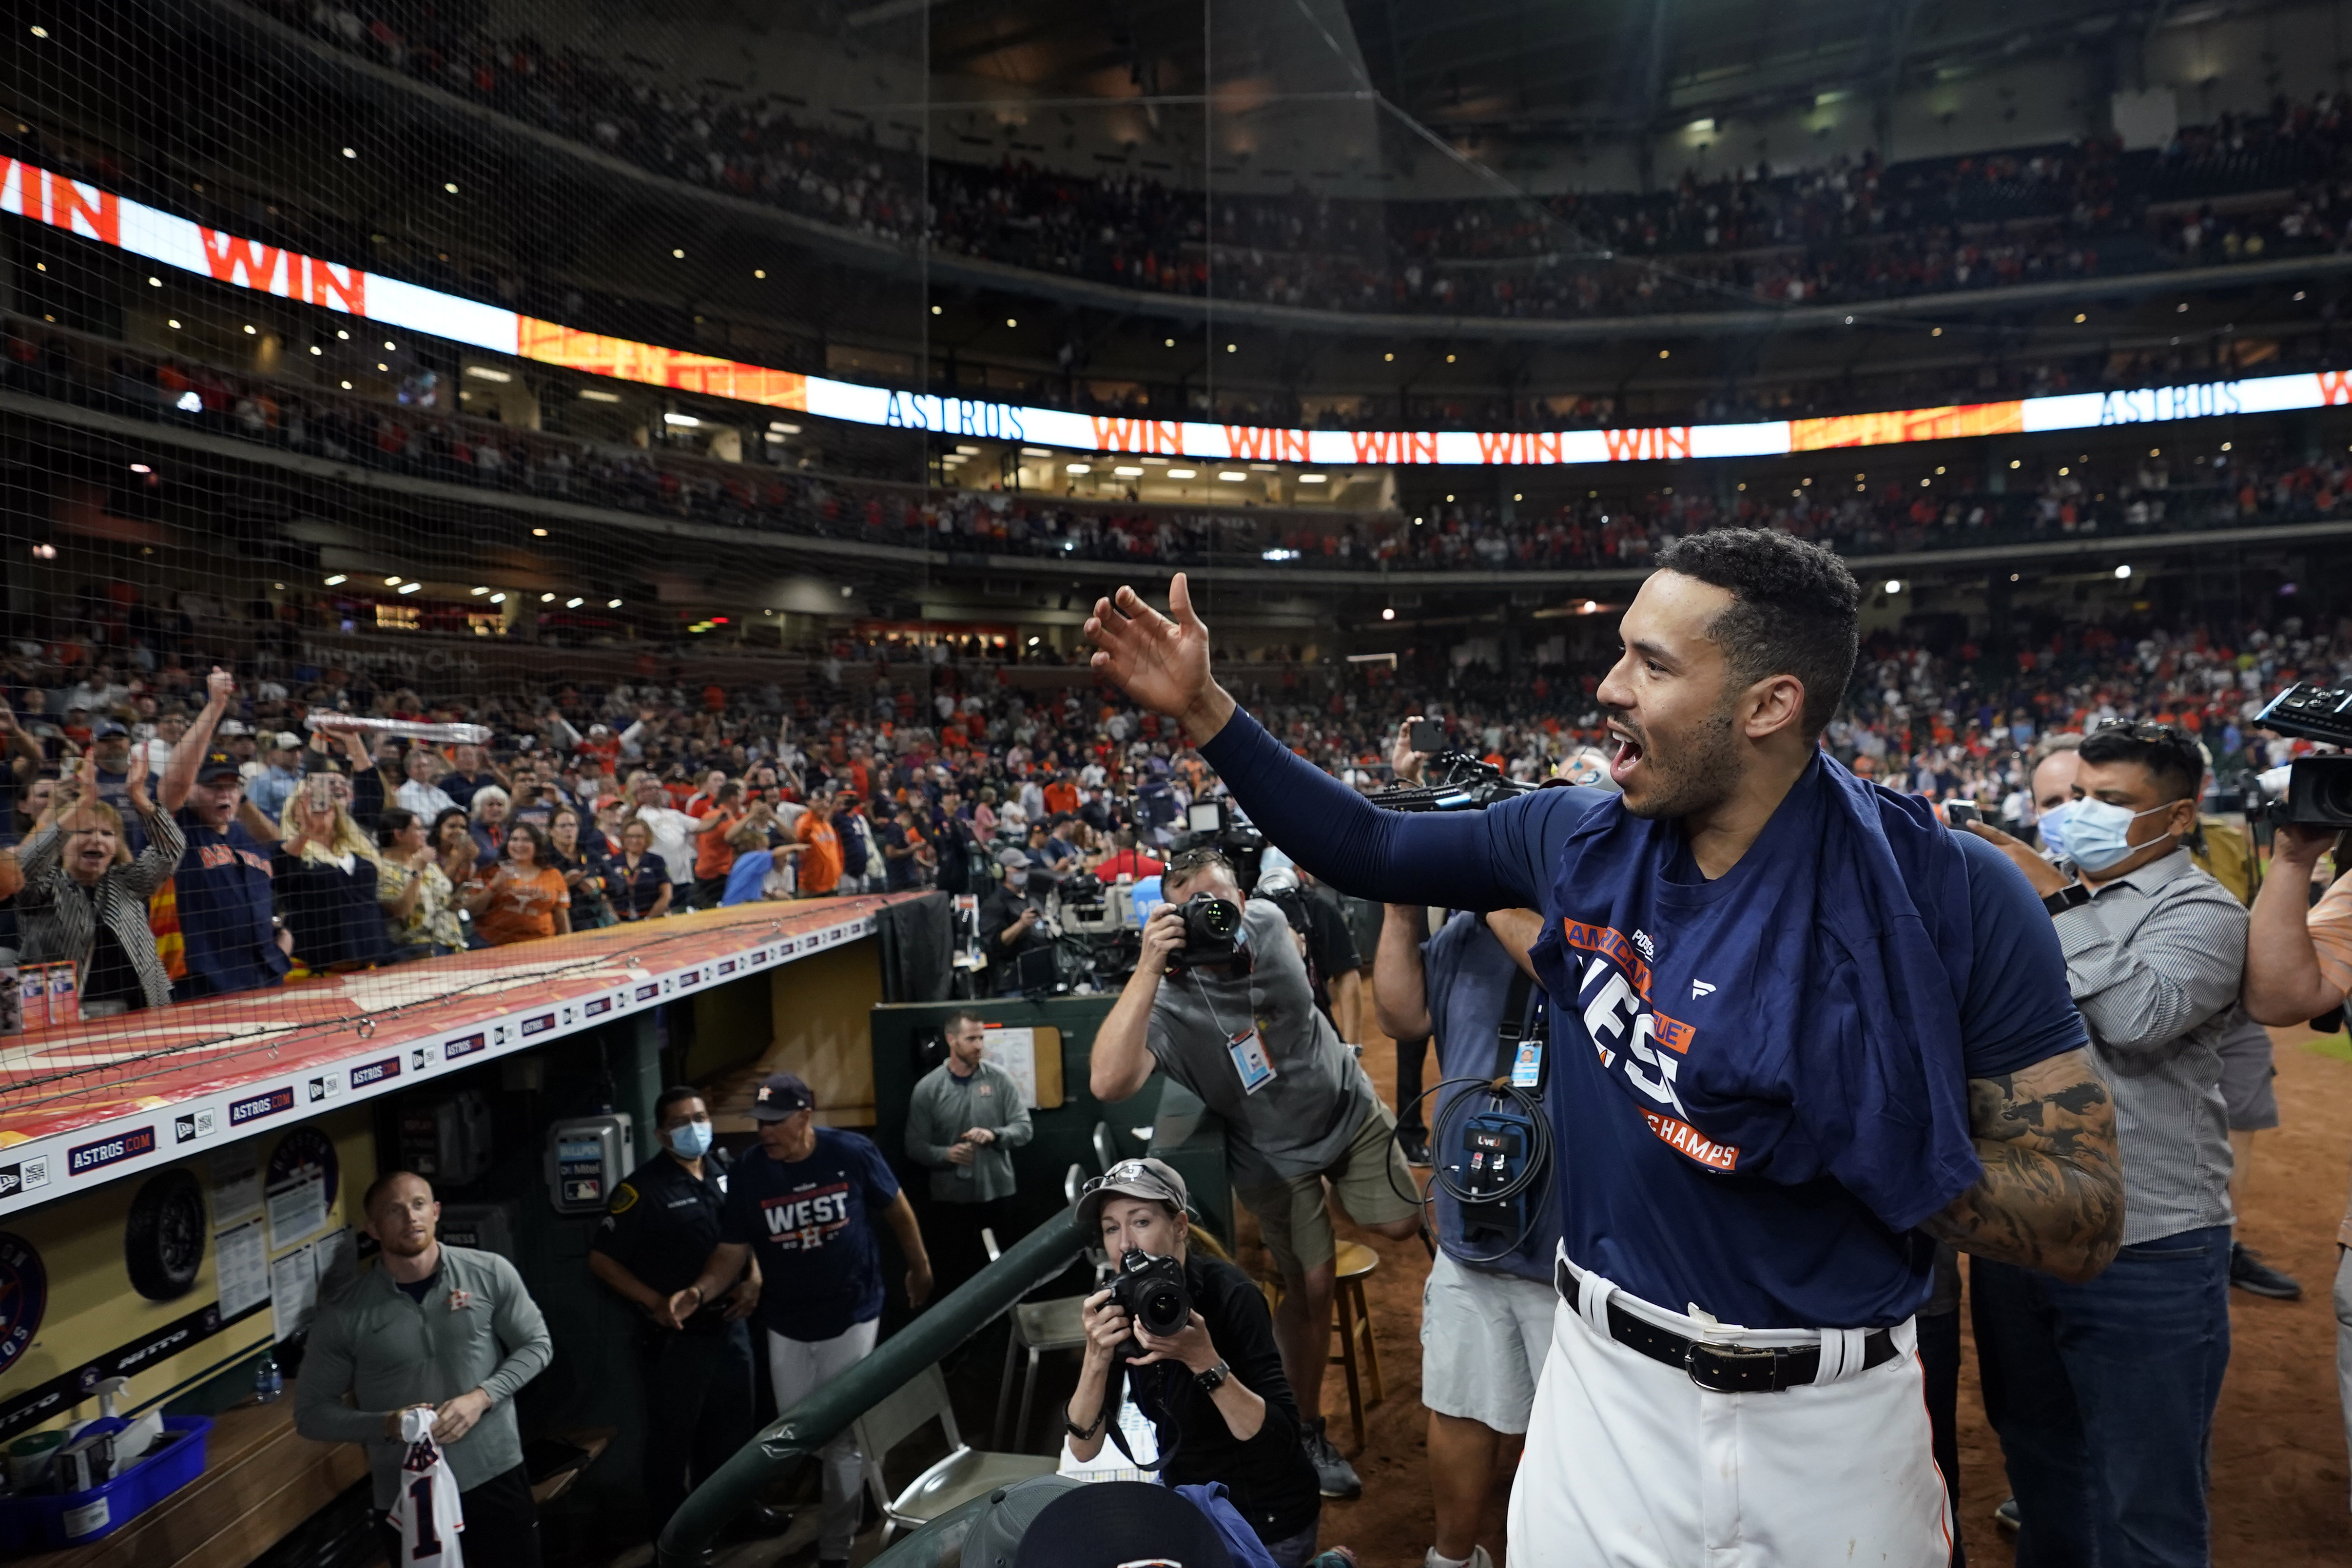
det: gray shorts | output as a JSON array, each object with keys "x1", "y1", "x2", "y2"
[
  {"x1": 2217, "y1": 1022, "x2": 2280, "y2": 1131},
  {"x1": 1419, "y1": 1249, "x2": 1557, "y2": 1434}
]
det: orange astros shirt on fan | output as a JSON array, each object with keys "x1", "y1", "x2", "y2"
[{"x1": 794, "y1": 813, "x2": 842, "y2": 894}]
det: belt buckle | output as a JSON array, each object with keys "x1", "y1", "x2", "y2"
[{"x1": 1685, "y1": 1340, "x2": 1780, "y2": 1393}]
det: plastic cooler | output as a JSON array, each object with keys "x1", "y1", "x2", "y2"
[{"x1": 0, "y1": 1416, "x2": 213, "y2": 1554}]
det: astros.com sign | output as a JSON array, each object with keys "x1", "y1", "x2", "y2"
[{"x1": 5, "y1": 156, "x2": 2340, "y2": 467}]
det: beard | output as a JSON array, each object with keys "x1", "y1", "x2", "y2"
[{"x1": 1614, "y1": 702, "x2": 1742, "y2": 821}]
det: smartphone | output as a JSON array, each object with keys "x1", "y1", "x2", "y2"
[
  {"x1": 308, "y1": 775, "x2": 331, "y2": 812},
  {"x1": 1945, "y1": 801, "x2": 1980, "y2": 827},
  {"x1": 1409, "y1": 718, "x2": 1447, "y2": 755}
]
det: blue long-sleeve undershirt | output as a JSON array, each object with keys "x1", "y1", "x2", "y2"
[{"x1": 1197, "y1": 709, "x2": 1608, "y2": 912}]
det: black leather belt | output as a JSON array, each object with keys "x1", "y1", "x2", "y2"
[{"x1": 1555, "y1": 1259, "x2": 1898, "y2": 1394}]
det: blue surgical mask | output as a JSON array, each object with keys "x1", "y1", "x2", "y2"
[
  {"x1": 2034, "y1": 800, "x2": 2075, "y2": 863},
  {"x1": 2060, "y1": 797, "x2": 2177, "y2": 872},
  {"x1": 665, "y1": 1120, "x2": 714, "y2": 1158}
]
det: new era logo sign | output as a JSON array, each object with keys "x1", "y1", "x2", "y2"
[
  {"x1": 174, "y1": 1109, "x2": 216, "y2": 1144},
  {"x1": 1691, "y1": 980, "x2": 1717, "y2": 999}
]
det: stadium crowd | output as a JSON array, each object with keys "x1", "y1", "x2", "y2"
[
  {"x1": 0, "y1": 578, "x2": 2335, "y2": 1009},
  {"x1": 8, "y1": 310, "x2": 2346, "y2": 587},
  {"x1": 240, "y1": 0, "x2": 2352, "y2": 321}
]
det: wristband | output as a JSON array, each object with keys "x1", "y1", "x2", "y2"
[
  {"x1": 1065, "y1": 1403, "x2": 1110, "y2": 1442},
  {"x1": 2042, "y1": 883, "x2": 2092, "y2": 917}
]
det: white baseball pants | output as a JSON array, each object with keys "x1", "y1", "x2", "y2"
[{"x1": 1506, "y1": 1252, "x2": 1951, "y2": 1567}]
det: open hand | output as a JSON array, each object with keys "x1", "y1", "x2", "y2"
[{"x1": 1084, "y1": 576, "x2": 1230, "y2": 742}]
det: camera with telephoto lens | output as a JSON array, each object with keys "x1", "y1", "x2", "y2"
[
  {"x1": 1108, "y1": 1247, "x2": 1191, "y2": 1339},
  {"x1": 2251, "y1": 684, "x2": 2352, "y2": 827}
]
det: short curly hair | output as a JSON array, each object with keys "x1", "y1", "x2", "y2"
[{"x1": 1653, "y1": 529, "x2": 1860, "y2": 736}]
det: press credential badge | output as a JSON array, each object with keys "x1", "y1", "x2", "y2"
[{"x1": 1227, "y1": 1027, "x2": 1276, "y2": 1094}]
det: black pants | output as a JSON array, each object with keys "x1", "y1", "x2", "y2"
[
  {"x1": 1916, "y1": 1307, "x2": 1965, "y2": 1568},
  {"x1": 642, "y1": 1322, "x2": 758, "y2": 1540},
  {"x1": 924, "y1": 1194, "x2": 1018, "y2": 1299},
  {"x1": 375, "y1": 1460, "x2": 539, "y2": 1568}
]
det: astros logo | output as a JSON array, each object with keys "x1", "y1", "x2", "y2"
[{"x1": 0, "y1": 1234, "x2": 49, "y2": 1375}]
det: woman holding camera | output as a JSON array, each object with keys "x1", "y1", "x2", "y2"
[{"x1": 1066, "y1": 1159, "x2": 1322, "y2": 1566}]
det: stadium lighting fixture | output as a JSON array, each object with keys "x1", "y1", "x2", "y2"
[
  {"x1": 30, "y1": 544, "x2": 55, "y2": 560},
  {"x1": 28, "y1": 26, "x2": 47, "y2": 39},
  {"x1": 1113, "y1": 465, "x2": 1144, "y2": 477},
  {"x1": 2115, "y1": 564, "x2": 2133, "y2": 580},
  {"x1": 1218, "y1": 471, "x2": 1247, "y2": 482},
  {"x1": 1167, "y1": 468, "x2": 1197, "y2": 479},
  {"x1": 2296, "y1": 290, "x2": 2308, "y2": 300},
  {"x1": 377, "y1": 363, "x2": 388, "y2": 371},
  {"x1": 1226, "y1": 344, "x2": 1237, "y2": 353},
  {"x1": 384, "y1": 341, "x2": 396, "y2": 350},
  {"x1": 1006, "y1": 317, "x2": 1018, "y2": 328},
  {"x1": 324, "y1": 574, "x2": 349, "y2": 586},
  {"x1": 2009, "y1": 459, "x2": 2021, "y2": 469},
  {"x1": 336, "y1": 329, "x2": 350, "y2": 340},
  {"x1": 444, "y1": 182, "x2": 459, "y2": 194},
  {"x1": 1884, "y1": 580, "x2": 1903, "y2": 594},
  {"x1": 1300, "y1": 474, "x2": 1328, "y2": 484},
  {"x1": 672, "y1": 249, "x2": 686, "y2": 259},
  {"x1": 566, "y1": 597, "x2": 584, "y2": 608},
  {"x1": 489, "y1": 593, "x2": 506, "y2": 604},
  {"x1": 771, "y1": 421, "x2": 801, "y2": 434},
  {"x1": 147, "y1": 276, "x2": 160, "y2": 287},
  {"x1": 664, "y1": 413, "x2": 700, "y2": 427},
  {"x1": 383, "y1": 575, "x2": 403, "y2": 585},
  {"x1": 1263, "y1": 549, "x2": 1300, "y2": 561},
  {"x1": 398, "y1": 581, "x2": 422, "y2": 595},
  {"x1": 1658, "y1": 348, "x2": 1670, "y2": 359},
  {"x1": 2177, "y1": 302, "x2": 2188, "y2": 312},
  {"x1": 1383, "y1": 353, "x2": 1394, "y2": 362},
  {"x1": 530, "y1": 528, "x2": 549, "y2": 537},
  {"x1": 129, "y1": 463, "x2": 151, "y2": 474},
  {"x1": 1381, "y1": 608, "x2": 1396, "y2": 621},
  {"x1": 540, "y1": 592, "x2": 556, "y2": 603},
  {"x1": 465, "y1": 366, "x2": 513, "y2": 382},
  {"x1": 342, "y1": 147, "x2": 356, "y2": 158},
  {"x1": 955, "y1": 444, "x2": 981, "y2": 455},
  {"x1": 2221, "y1": 441, "x2": 2233, "y2": 451},
  {"x1": 339, "y1": 380, "x2": 352, "y2": 389},
  {"x1": 1165, "y1": 338, "x2": 1175, "y2": 347},
  {"x1": 607, "y1": 599, "x2": 623, "y2": 608},
  {"x1": 167, "y1": 320, "x2": 181, "y2": 329},
  {"x1": 755, "y1": 269, "x2": 766, "y2": 279},
  {"x1": 1931, "y1": 327, "x2": 1943, "y2": 336},
  {"x1": 309, "y1": 345, "x2": 322, "y2": 355},
  {"x1": 1583, "y1": 600, "x2": 1598, "y2": 614},
  {"x1": 243, "y1": 324, "x2": 256, "y2": 334},
  {"x1": 581, "y1": 388, "x2": 620, "y2": 403},
  {"x1": 470, "y1": 586, "x2": 488, "y2": 596},
  {"x1": 1066, "y1": 463, "x2": 1091, "y2": 474},
  {"x1": 931, "y1": 305, "x2": 941, "y2": 314}
]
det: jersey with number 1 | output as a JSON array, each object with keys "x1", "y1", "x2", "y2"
[{"x1": 390, "y1": 1407, "x2": 465, "y2": 1566}]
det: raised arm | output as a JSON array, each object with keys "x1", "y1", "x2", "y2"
[
  {"x1": 2243, "y1": 824, "x2": 2344, "y2": 1025},
  {"x1": 1918, "y1": 1047, "x2": 2123, "y2": 1283},
  {"x1": 1373, "y1": 904, "x2": 1433, "y2": 1041},
  {"x1": 161, "y1": 668, "x2": 235, "y2": 811},
  {"x1": 1086, "y1": 576, "x2": 1556, "y2": 910}
]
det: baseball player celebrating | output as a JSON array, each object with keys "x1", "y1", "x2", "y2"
[{"x1": 1086, "y1": 534, "x2": 2123, "y2": 1566}]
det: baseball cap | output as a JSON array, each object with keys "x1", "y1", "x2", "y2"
[
  {"x1": 1075, "y1": 1157, "x2": 1188, "y2": 1229},
  {"x1": 194, "y1": 749, "x2": 242, "y2": 783},
  {"x1": 749, "y1": 1071, "x2": 815, "y2": 1121},
  {"x1": 272, "y1": 731, "x2": 302, "y2": 751},
  {"x1": 93, "y1": 721, "x2": 128, "y2": 739},
  {"x1": 1011, "y1": 1481, "x2": 1233, "y2": 1568},
  {"x1": 958, "y1": 1476, "x2": 1087, "y2": 1568},
  {"x1": 218, "y1": 719, "x2": 250, "y2": 737},
  {"x1": 994, "y1": 847, "x2": 1031, "y2": 871}
]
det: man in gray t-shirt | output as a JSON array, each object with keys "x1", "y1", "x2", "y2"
[{"x1": 1090, "y1": 846, "x2": 1420, "y2": 1501}]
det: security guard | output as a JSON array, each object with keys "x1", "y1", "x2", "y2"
[{"x1": 587, "y1": 1086, "x2": 760, "y2": 1540}]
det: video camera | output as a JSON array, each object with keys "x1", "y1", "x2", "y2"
[
  {"x1": 1367, "y1": 751, "x2": 1537, "y2": 813},
  {"x1": 1171, "y1": 798, "x2": 1266, "y2": 891},
  {"x1": 2251, "y1": 684, "x2": 2352, "y2": 827}
]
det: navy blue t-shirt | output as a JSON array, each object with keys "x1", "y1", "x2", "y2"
[
  {"x1": 1424, "y1": 911, "x2": 1555, "y2": 1283},
  {"x1": 719, "y1": 1128, "x2": 902, "y2": 1341},
  {"x1": 1201, "y1": 714, "x2": 2086, "y2": 1331},
  {"x1": 171, "y1": 808, "x2": 290, "y2": 1001}
]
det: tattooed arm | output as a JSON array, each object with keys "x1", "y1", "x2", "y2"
[{"x1": 1919, "y1": 1046, "x2": 2123, "y2": 1283}]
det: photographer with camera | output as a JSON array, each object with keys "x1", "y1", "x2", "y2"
[
  {"x1": 1089, "y1": 846, "x2": 1422, "y2": 1500},
  {"x1": 980, "y1": 847, "x2": 1058, "y2": 995},
  {"x1": 1065, "y1": 1159, "x2": 1322, "y2": 1566}
]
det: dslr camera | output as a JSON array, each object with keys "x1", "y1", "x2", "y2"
[
  {"x1": 1368, "y1": 750, "x2": 1535, "y2": 813},
  {"x1": 1108, "y1": 1247, "x2": 1191, "y2": 1339},
  {"x1": 1165, "y1": 892, "x2": 1245, "y2": 975},
  {"x1": 2252, "y1": 684, "x2": 2352, "y2": 827}
]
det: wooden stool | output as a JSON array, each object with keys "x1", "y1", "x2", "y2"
[{"x1": 1328, "y1": 1241, "x2": 1383, "y2": 1450}]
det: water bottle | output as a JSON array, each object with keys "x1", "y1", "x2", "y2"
[{"x1": 253, "y1": 1353, "x2": 282, "y2": 1404}]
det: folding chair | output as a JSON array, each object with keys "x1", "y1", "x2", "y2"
[
  {"x1": 854, "y1": 1363, "x2": 1056, "y2": 1545},
  {"x1": 985, "y1": 1223, "x2": 1094, "y2": 1452}
]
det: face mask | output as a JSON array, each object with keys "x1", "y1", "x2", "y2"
[
  {"x1": 2034, "y1": 801, "x2": 2075, "y2": 863},
  {"x1": 2061, "y1": 797, "x2": 2178, "y2": 872},
  {"x1": 666, "y1": 1120, "x2": 714, "y2": 1158}
]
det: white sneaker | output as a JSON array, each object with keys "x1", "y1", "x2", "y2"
[{"x1": 1423, "y1": 1547, "x2": 1494, "y2": 1568}]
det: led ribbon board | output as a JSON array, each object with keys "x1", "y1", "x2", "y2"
[{"x1": 9, "y1": 157, "x2": 2348, "y2": 466}]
